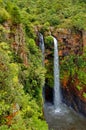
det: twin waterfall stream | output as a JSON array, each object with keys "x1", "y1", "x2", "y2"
[{"x1": 39, "y1": 33, "x2": 86, "y2": 130}]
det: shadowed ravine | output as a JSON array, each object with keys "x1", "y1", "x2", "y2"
[{"x1": 39, "y1": 34, "x2": 86, "y2": 130}]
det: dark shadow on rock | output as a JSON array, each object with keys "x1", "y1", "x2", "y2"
[{"x1": 43, "y1": 85, "x2": 54, "y2": 104}]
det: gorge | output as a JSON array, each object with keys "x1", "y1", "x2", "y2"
[
  {"x1": 0, "y1": 1, "x2": 86, "y2": 130},
  {"x1": 38, "y1": 33, "x2": 86, "y2": 130}
]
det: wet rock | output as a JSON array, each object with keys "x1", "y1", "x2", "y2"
[
  {"x1": 43, "y1": 85, "x2": 54, "y2": 104},
  {"x1": 61, "y1": 86, "x2": 86, "y2": 117}
]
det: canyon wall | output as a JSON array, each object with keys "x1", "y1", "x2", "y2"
[
  {"x1": 3, "y1": 22, "x2": 28, "y2": 65},
  {"x1": 36, "y1": 26, "x2": 86, "y2": 116}
]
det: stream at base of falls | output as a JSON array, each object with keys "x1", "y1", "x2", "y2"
[{"x1": 44, "y1": 102, "x2": 86, "y2": 130}]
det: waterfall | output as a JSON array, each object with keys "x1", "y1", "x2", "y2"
[
  {"x1": 38, "y1": 33, "x2": 45, "y2": 102},
  {"x1": 53, "y1": 37, "x2": 61, "y2": 109},
  {"x1": 38, "y1": 33, "x2": 61, "y2": 108},
  {"x1": 38, "y1": 33, "x2": 45, "y2": 66}
]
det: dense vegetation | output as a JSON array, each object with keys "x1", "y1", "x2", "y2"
[
  {"x1": 0, "y1": 0, "x2": 86, "y2": 129},
  {"x1": 60, "y1": 51, "x2": 86, "y2": 97}
]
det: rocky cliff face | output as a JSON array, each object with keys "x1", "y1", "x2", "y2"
[
  {"x1": 43, "y1": 27, "x2": 83, "y2": 56},
  {"x1": 82, "y1": 30, "x2": 86, "y2": 47},
  {"x1": 61, "y1": 84, "x2": 86, "y2": 117},
  {"x1": 3, "y1": 22, "x2": 28, "y2": 65},
  {"x1": 52, "y1": 28, "x2": 83, "y2": 56},
  {"x1": 53, "y1": 28, "x2": 86, "y2": 117},
  {"x1": 36, "y1": 26, "x2": 85, "y2": 55}
]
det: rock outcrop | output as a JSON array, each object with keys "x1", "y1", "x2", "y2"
[{"x1": 3, "y1": 21, "x2": 28, "y2": 65}]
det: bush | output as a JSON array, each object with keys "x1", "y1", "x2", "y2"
[
  {"x1": 40, "y1": 22, "x2": 50, "y2": 34},
  {"x1": 0, "y1": 8, "x2": 10, "y2": 23},
  {"x1": 45, "y1": 36, "x2": 53, "y2": 49},
  {"x1": 72, "y1": 12, "x2": 86, "y2": 30},
  {"x1": 48, "y1": 15, "x2": 61, "y2": 26},
  {"x1": 27, "y1": 38, "x2": 38, "y2": 54},
  {"x1": 6, "y1": 2, "x2": 21, "y2": 24}
]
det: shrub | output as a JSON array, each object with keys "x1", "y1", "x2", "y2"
[
  {"x1": 45, "y1": 36, "x2": 53, "y2": 49},
  {"x1": 0, "y1": 8, "x2": 10, "y2": 23}
]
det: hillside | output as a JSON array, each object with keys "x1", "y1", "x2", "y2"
[{"x1": 0, "y1": 0, "x2": 86, "y2": 129}]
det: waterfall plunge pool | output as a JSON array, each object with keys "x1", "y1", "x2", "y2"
[{"x1": 44, "y1": 102, "x2": 86, "y2": 130}]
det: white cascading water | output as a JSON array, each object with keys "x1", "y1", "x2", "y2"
[
  {"x1": 38, "y1": 33, "x2": 45, "y2": 66},
  {"x1": 53, "y1": 37, "x2": 61, "y2": 109},
  {"x1": 39, "y1": 34, "x2": 61, "y2": 108}
]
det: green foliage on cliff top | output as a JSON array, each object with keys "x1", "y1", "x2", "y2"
[
  {"x1": 1, "y1": 0, "x2": 86, "y2": 29},
  {"x1": 16, "y1": 0, "x2": 86, "y2": 30}
]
